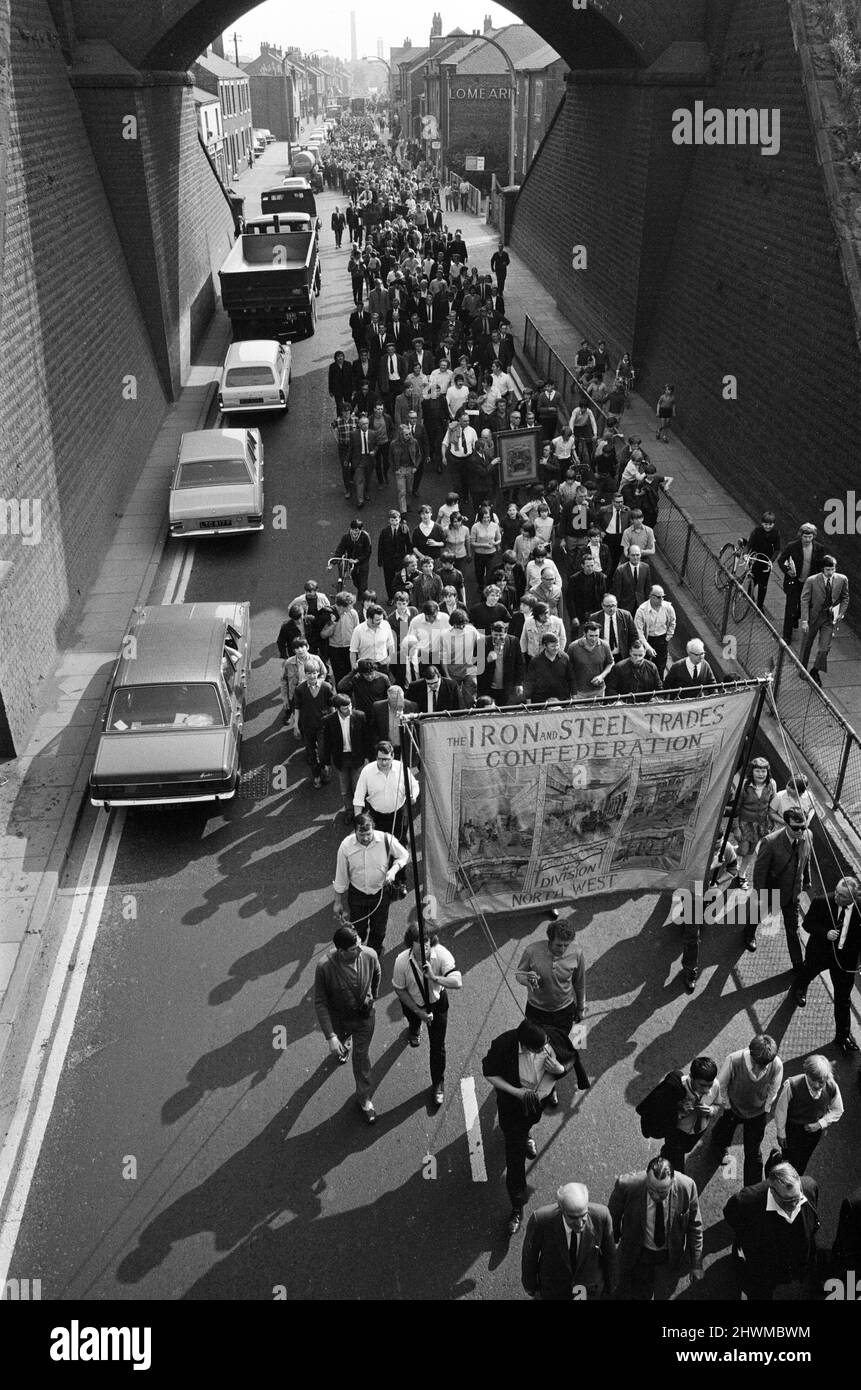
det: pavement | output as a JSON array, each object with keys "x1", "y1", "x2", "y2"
[{"x1": 0, "y1": 151, "x2": 859, "y2": 1303}]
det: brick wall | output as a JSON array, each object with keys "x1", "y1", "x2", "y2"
[
  {"x1": 512, "y1": 0, "x2": 861, "y2": 625},
  {"x1": 0, "y1": 2, "x2": 168, "y2": 751}
]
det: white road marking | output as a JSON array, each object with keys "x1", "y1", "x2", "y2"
[
  {"x1": 173, "y1": 545, "x2": 195, "y2": 605},
  {"x1": 459, "y1": 1076, "x2": 488, "y2": 1182},
  {"x1": 162, "y1": 540, "x2": 186, "y2": 606},
  {"x1": 0, "y1": 809, "x2": 125, "y2": 1279}
]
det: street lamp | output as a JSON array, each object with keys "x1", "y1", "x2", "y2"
[{"x1": 464, "y1": 32, "x2": 517, "y2": 187}]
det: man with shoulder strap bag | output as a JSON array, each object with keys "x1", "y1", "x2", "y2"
[
  {"x1": 332, "y1": 812, "x2": 409, "y2": 960},
  {"x1": 315, "y1": 924, "x2": 382, "y2": 1124},
  {"x1": 392, "y1": 920, "x2": 463, "y2": 1107}
]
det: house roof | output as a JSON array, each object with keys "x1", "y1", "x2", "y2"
[
  {"x1": 191, "y1": 85, "x2": 219, "y2": 106},
  {"x1": 440, "y1": 31, "x2": 501, "y2": 65},
  {"x1": 396, "y1": 46, "x2": 429, "y2": 70},
  {"x1": 195, "y1": 51, "x2": 248, "y2": 80},
  {"x1": 449, "y1": 24, "x2": 552, "y2": 74},
  {"x1": 513, "y1": 43, "x2": 565, "y2": 72}
]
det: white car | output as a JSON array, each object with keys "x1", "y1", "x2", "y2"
[
  {"x1": 168, "y1": 429, "x2": 264, "y2": 538},
  {"x1": 218, "y1": 339, "x2": 291, "y2": 413}
]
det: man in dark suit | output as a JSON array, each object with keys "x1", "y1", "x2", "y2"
[
  {"x1": 609, "y1": 1156, "x2": 703, "y2": 1299},
  {"x1": 377, "y1": 343, "x2": 407, "y2": 413},
  {"x1": 590, "y1": 594, "x2": 638, "y2": 662},
  {"x1": 327, "y1": 351, "x2": 353, "y2": 416},
  {"x1": 564, "y1": 553, "x2": 606, "y2": 631},
  {"x1": 831, "y1": 1184, "x2": 861, "y2": 1278},
  {"x1": 321, "y1": 695, "x2": 367, "y2": 822},
  {"x1": 799, "y1": 557, "x2": 849, "y2": 684},
  {"x1": 724, "y1": 1162, "x2": 820, "y2": 1301},
  {"x1": 597, "y1": 494, "x2": 630, "y2": 574},
  {"x1": 482, "y1": 1019, "x2": 567, "y2": 1235},
  {"x1": 386, "y1": 305, "x2": 411, "y2": 352},
  {"x1": 366, "y1": 313, "x2": 389, "y2": 364},
  {"x1": 407, "y1": 666, "x2": 460, "y2": 714},
  {"x1": 605, "y1": 640, "x2": 663, "y2": 698},
  {"x1": 522, "y1": 1183, "x2": 618, "y2": 1300},
  {"x1": 663, "y1": 639, "x2": 717, "y2": 697},
  {"x1": 349, "y1": 308, "x2": 371, "y2": 355},
  {"x1": 477, "y1": 621, "x2": 524, "y2": 704},
  {"x1": 377, "y1": 510, "x2": 413, "y2": 603},
  {"x1": 370, "y1": 686, "x2": 419, "y2": 763},
  {"x1": 348, "y1": 418, "x2": 378, "y2": 509},
  {"x1": 778, "y1": 523, "x2": 826, "y2": 641},
  {"x1": 612, "y1": 545, "x2": 651, "y2": 615},
  {"x1": 404, "y1": 336, "x2": 435, "y2": 376},
  {"x1": 748, "y1": 806, "x2": 812, "y2": 968},
  {"x1": 794, "y1": 877, "x2": 861, "y2": 1050}
]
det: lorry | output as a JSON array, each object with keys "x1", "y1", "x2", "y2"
[
  {"x1": 350, "y1": 96, "x2": 366, "y2": 115},
  {"x1": 218, "y1": 231, "x2": 321, "y2": 341},
  {"x1": 289, "y1": 148, "x2": 323, "y2": 192},
  {"x1": 260, "y1": 184, "x2": 316, "y2": 218}
]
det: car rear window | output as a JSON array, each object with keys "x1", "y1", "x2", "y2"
[
  {"x1": 225, "y1": 366, "x2": 276, "y2": 387},
  {"x1": 176, "y1": 456, "x2": 252, "y2": 488},
  {"x1": 108, "y1": 683, "x2": 225, "y2": 730}
]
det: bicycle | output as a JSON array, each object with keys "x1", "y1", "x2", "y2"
[
  {"x1": 714, "y1": 537, "x2": 773, "y2": 622},
  {"x1": 327, "y1": 554, "x2": 357, "y2": 596}
]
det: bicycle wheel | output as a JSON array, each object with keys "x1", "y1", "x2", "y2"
[
  {"x1": 731, "y1": 574, "x2": 753, "y2": 623},
  {"x1": 715, "y1": 542, "x2": 736, "y2": 592}
]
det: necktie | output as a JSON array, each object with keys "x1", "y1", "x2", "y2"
[
  {"x1": 632, "y1": 565, "x2": 638, "y2": 586},
  {"x1": 361, "y1": 434, "x2": 367, "y2": 455},
  {"x1": 569, "y1": 1227, "x2": 579, "y2": 1267},
  {"x1": 428, "y1": 688, "x2": 435, "y2": 712},
  {"x1": 691, "y1": 664, "x2": 700, "y2": 681},
  {"x1": 653, "y1": 1198, "x2": 666, "y2": 1248},
  {"x1": 825, "y1": 579, "x2": 833, "y2": 609},
  {"x1": 609, "y1": 618, "x2": 617, "y2": 650}
]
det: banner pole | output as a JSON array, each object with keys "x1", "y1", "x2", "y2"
[
  {"x1": 708, "y1": 679, "x2": 770, "y2": 886},
  {"x1": 401, "y1": 718, "x2": 430, "y2": 1007}
]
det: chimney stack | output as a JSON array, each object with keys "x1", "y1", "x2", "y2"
[{"x1": 484, "y1": 14, "x2": 493, "y2": 34}]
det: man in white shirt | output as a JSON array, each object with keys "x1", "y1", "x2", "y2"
[
  {"x1": 440, "y1": 610, "x2": 481, "y2": 707},
  {"x1": 333, "y1": 812, "x2": 409, "y2": 960},
  {"x1": 520, "y1": 603, "x2": 566, "y2": 659},
  {"x1": 634, "y1": 586, "x2": 677, "y2": 675},
  {"x1": 425, "y1": 358, "x2": 453, "y2": 400},
  {"x1": 353, "y1": 740, "x2": 420, "y2": 840},
  {"x1": 349, "y1": 605, "x2": 395, "y2": 670},
  {"x1": 621, "y1": 509, "x2": 656, "y2": 558},
  {"x1": 392, "y1": 920, "x2": 462, "y2": 1106},
  {"x1": 408, "y1": 601, "x2": 450, "y2": 670}
]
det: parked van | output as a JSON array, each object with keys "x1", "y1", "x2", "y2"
[{"x1": 218, "y1": 339, "x2": 292, "y2": 414}]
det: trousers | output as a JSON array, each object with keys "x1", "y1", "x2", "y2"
[
  {"x1": 332, "y1": 1010, "x2": 375, "y2": 1102},
  {"x1": 401, "y1": 991, "x2": 449, "y2": 1084},
  {"x1": 347, "y1": 884, "x2": 391, "y2": 959},
  {"x1": 711, "y1": 1108, "x2": 767, "y2": 1187}
]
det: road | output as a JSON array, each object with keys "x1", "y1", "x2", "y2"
[{"x1": 3, "y1": 156, "x2": 859, "y2": 1302}]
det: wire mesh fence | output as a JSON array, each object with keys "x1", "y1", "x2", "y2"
[{"x1": 522, "y1": 315, "x2": 861, "y2": 839}]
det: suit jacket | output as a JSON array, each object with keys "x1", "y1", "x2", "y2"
[
  {"x1": 777, "y1": 538, "x2": 825, "y2": 588},
  {"x1": 377, "y1": 524, "x2": 413, "y2": 570},
  {"x1": 832, "y1": 1186, "x2": 861, "y2": 1269},
  {"x1": 605, "y1": 656, "x2": 663, "y2": 697},
  {"x1": 367, "y1": 325, "x2": 390, "y2": 363},
  {"x1": 752, "y1": 826, "x2": 812, "y2": 903},
  {"x1": 522, "y1": 1204, "x2": 618, "y2": 1300},
  {"x1": 800, "y1": 571, "x2": 849, "y2": 626},
  {"x1": 800, "y1": 893, "x2": 861, "y2": 968},
  {"x1": 612, "y1": 560, "x2": 652, "y2": 614},
  {"x1": 590, "y1": 607, "x2": 638, "y2": 660},
  {"x1": 477, "y1": 635, "x2": 524, "y2": 697},
  {"x1": 370, "y1": 697, "x2": 419, "y2": 755},
  {"x1": 663, "y1": 657, "x2": 717, "y2": 696},
  {"x1": 328, "y1": 360, "x2": 353, "y2": 402},
  {"x1": 367, "y1": 287, "x2": 389, "y2": 319},
  {"x1": 723, "y1": 1178, "x2": 820, "y2": 1281},
  {"x1": 598, "y1": 502, "x2": 631, "y2": 536},
  {"x1": 565, "y1": 570, "x2": 606, "y2": 626},
  {"x1": 349, "y1": 427, "x2": 378, "y2": 466},
  {"x1": 320, "y1": 709, "x2": 367, "y2": 770},
  {"x1": 609, "y1": 1172, "x2": 703, "y2": 1273},
  {"x1": 406, "y1": 677, "x2": 460, "y2": 713},
  {"x1": 349, "y1": 310, "x2": 371, "y2": 347},
  {"x1": 377, "y1": 352, "x2": 407, "y2": 394}
]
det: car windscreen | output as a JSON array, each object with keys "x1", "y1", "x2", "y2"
[
  {"x1": 224, "y1": 366, "x2": 276, "y2": 387},
  {"x1": 107, "y1": 683, "x2": 225, "y2": 731},
  {"x1": 175, "y1": 456, "x2": 252, "y2": 488}
]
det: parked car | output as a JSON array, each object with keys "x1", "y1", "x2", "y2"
[
  {"x1": 89, "y1": 602, "x2": 251, "y2": 808},
  {"x1": 168, "y1": 428, "x2": 264, "y2": 538},
  {"x1": 218, "y1": 339, "x2": 291, "y2": 413},
  {"x1": 255, "y1": 127, "x2": 275, "y2": 144}
]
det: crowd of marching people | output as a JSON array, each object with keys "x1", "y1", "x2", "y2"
[{"x1": 277, "y1": 114, "x2": 861, "y2": 1295}]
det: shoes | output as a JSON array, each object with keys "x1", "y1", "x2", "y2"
[
  {"x1": 729, "y1": 874, "x2": 749, "y2": 890},
  {"x1": 507, "y1": 1209, "x2": 523, "y2": 1236},
  {"x1": 525, "y1": 1138, "x2": 537, "y2": 1159},
  {"x1": 836, "y1": 1035, "x2": 860, "y2": 1054},
  {"x1": 431, "y1": 1084, "x2": 444, "y2": 1107},
  {"x1": 320, "y1": 768, "x2": 332, "y2": 784},
  {"x1": 720, "y1": 1150, "x2": 733, "y2": 1168},
  {"x1": 744, "y1": 937, "x2": 757, "y2": 952},
  {"x1": 359, "y1": 1101, "x2": 377, "y2": 1125},
  {"x1": 794, "y1": 988, "x2": 807, "y2": 1007},
  {"x1": 684, "y1": 975, "x2": 696, "y2": 994},
  {"x1": 312, "y1": 776, "x2": 322, "y2": 789},
  {"x1": 344, "y1": 490, "x2": 351, "y2": 500},
  {"x1": 407, "y1": 1030, "x2": 421, "y2": 1048},
  {"x1": 546, "y1": 1088, "x2": 559, "y2": 1108}
]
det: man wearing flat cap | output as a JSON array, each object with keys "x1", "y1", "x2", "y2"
[{"x1": 748, "y1": 807, "x2": 813, "y2": 981}]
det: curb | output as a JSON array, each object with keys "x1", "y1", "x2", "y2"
[{"x1": 0, "y1": 378, "x2": 219, "y2": 1125}]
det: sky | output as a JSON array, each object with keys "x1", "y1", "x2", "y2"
[{"x1": 222, "y1": 1, "x2": 520, "y2": 63}]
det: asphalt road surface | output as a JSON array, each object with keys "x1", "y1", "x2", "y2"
[{"x1": 5, "y1": 169, "x2": 860, "y2": 1303}]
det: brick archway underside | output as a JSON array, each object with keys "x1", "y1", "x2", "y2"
[{"x1": 68, "y1": 0, "x2": 691, "y2": 72}]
